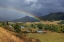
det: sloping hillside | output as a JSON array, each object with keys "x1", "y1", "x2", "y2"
[
  {"x1": 0, "y1": 17, "x2": 7, "y2": 21},
  {"x1": 0, "y1": 27, "x2": 41, "y2": 42},
  {"x1": 40, "y1": 12, "x2": 64, "y2": 21},
  {"x1": 12, "y1": 16, "x2": 40, "y2": 22},
  {"x1": 0, "y1": 27, "x2": 24, "y2": 42}
]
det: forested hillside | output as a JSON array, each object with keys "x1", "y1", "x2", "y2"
[{"x1": 40, "y1": 12, "x2": 64, "y2": 21}]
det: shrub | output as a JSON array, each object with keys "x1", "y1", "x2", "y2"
[
  {"x1": 37, "y1": 23, "x2": 43, "y2": 29},
  {"x1": 61, "y1": 25, "x2": 64, "y2": 33}
]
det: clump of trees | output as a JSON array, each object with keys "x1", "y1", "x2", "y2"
[
  {"x1": 61, "y1": 24, "x2": 64, "y2": 33},
  {"x1": 0, "y1": 22, "x2": 5, "y2": 26},
  {"x1": 30, "y1": 23, "x2": 37, "y2": 28},
  {"x1": 1, "y1": 21, "x2": 64, "y2": 33},
  {"x1": 27, "y1": 23, "x2": 64, "y2": 33},
  {"x1": 37, "y1": 23, "x2": 43, "y2": 29},
  {"x1": 0, "y1": 22, "x2": 21, "y2": 33},
  {"x1": 36, "y1": 23, "x2": 64, "y2": 33},
  {"x1": 13, "y1": 23, "x2": 21, "y2": 33}
]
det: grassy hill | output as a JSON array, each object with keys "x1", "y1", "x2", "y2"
[
  {"x1": 0, "y1": 27, "x2": 24, "y2": 42},
  {"x1": 0, "y1": 27, "x2": 41, "y2": 42}
]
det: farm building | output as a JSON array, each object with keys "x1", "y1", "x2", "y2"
[{"x1": 36, "y1": 30, "x2": 43, "y2": 33}]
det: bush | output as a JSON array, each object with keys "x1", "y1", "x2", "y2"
[
  {"x1": 0, "y1": 22, "x2": 5, "y2": 26},
  {"x1": 61, "y1": 25, "x2": 64, "y2": 33},
  {"x1": 37, "y1": 23, "x2": 43, "y2": 29}
]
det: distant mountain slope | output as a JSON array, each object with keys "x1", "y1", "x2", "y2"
[
  {"x1": 12, "y1": 16, "x2": 40, "y2": 22},
  {"x1": 40, "y1": 12, "x2": 64, "y2": 21},
  {"x1": 0, "y1": 17, "x2": 7, "y2": 21}
]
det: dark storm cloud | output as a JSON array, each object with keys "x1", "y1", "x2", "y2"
[
  {"x1": 0, "y1": 9, "x2": 27, "y2": 20},
  {"x1": 30, "y1": 0, "x2": 64, "y2": 16},
  {"x1": 0, "y1": 0, "x2": 64, "y2": 20}
]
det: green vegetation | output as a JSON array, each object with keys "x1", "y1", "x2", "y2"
[
  {"x1": 58, "y1": 21, "x2": 64, "y2": 24},
  {"x1": 37, "y1": 23, "x2": 43, "y2": 29},
  {"x1": 13, "y1": 23, "x2": 21, "y2": 33},
  {"x1": 36, "y1": 24, "x2": 64, "y2": 33},
  {"x1": 20, "y1": 23, "x2": 64, "y2": 33},
  {"x1": 61, "y1": 24, "x2": 64, "y2": 33},
  {"x1": 1, "y1": 22, "x2": 64, "y2": 33},
  {"x1": 0, "y1": 22, "x2": 5, "y2": 26},
  {"x1": 6, "y1": 21, "x2": 9, "y2": 25}
]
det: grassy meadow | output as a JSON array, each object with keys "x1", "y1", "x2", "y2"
[{"x1": 28, "y1": 32, "x2": 64, "y2": 42}]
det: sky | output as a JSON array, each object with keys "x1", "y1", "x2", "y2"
[{"x1": 0, "y1": 0, "x2": 64, "y2": 20}]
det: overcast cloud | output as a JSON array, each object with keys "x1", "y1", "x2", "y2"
[{"x1": 0, "y1": 0, "x2": 64, "y2": 20}]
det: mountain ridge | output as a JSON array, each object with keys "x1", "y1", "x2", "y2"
[
  {"x1": 40, "y1": 12, "x2": 64, "y2": 21},
  {"x1": 0, "y1": 17, "x2": 7, "y2": 22},
  {"x1": 12, "y1": 16, "x2": 40, "y2": 22}
]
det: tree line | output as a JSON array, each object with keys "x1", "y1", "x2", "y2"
[{"x1": 0, "y1": 22, "x2": 64, "y2": 33}]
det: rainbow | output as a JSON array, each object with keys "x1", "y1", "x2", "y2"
[{"x1": 0, "y1": 7, "x2": 42, "y2": 21}]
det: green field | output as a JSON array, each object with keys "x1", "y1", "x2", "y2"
[{"x1": 28, "y1": 32, "x2": 64, "y2": 42}]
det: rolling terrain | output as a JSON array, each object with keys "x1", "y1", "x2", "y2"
[
  {"x1": 1, "y1": 12, "x2": 64, "y2": 22},
  {"x1": 12, "y1": 12, "x2": 64, "y2": 22},
  {"x1": 0, "y1": 27, "x2": 24, "y2": 42}
]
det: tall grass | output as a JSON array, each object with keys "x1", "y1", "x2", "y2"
[{"x1": 28, "y1": 32, "x2": 64, "y2": 42}]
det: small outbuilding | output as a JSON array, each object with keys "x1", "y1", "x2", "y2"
[
  {"x1": 21, "y1": 26, "x2": 25, "y2": 28},
  {"x1": 37, "y1": 30, "x2": 43, "y2": 33}
]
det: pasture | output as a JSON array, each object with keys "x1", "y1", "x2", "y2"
[{"x1": 28, "y1": 31, "x2": 64, "y2": 42}]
